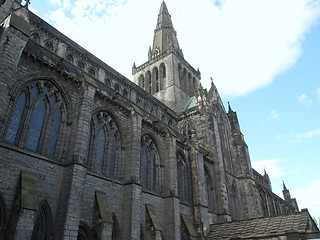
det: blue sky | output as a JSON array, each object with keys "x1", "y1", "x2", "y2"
[{"x1": 28, "y1": 0, "x2": 320, "y2": 221}]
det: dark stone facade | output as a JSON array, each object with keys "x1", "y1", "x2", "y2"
[{"x1": 0, "y1": 1, "x2": 318, "y2": 239}]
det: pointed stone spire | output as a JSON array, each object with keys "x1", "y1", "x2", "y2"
[
  {"x1": 283, "y1": 180, "x2": 287, "y2": 191},
  {"x1": 132, "y1": 62, "x2": 137, "y2": 75},
  {"x1": 151, "y1": 1, "x2": 181, "y2": 58},
  {"x1": 228, "y1": 102, "x2": 233, "y2": 113},
  {"x1": 156, "y1": 1, "x2": 172, "y2": 29}
]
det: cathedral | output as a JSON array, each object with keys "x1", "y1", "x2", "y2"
[{"x1": 0, "y1": 0, "x2": 319, "y2": 239}]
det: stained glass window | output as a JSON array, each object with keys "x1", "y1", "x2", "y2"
[
  {"x1": 95, "y1": 128, "x2": 105, "y2": 173},
  {"x1": 26, "y1": 100, "x2": 46, "y2": 151},
  {"x1": 47, "y1": 108, "x2": 61, "y2": 157},
  {"x1": 5, "y1": 92, "x2": 26, "y2": 143}
]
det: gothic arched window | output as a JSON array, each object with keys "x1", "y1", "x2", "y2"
[
  {"x1": 105, "y1": 78, "x2": 111, "y2": 87},
  {"x1": 66, "y1": 54, "x2": 74, "y2": 64},
  {"x1": 218, "y1": 115, "x2": 234, "y2": 174},
  {"x1": 140, "y1": 135, "x2": 162, "y2": 193},
  {"x1": 181, "y1": 121, "x2": 197, "y2": 140},
  {"x1": 31, "y1": 200, "x2": 53, "y2": 240},
  {"x1": 204, "y1": 166, "x2": 216, "y2": 213},
  {"x1": 88, "y1": 68, "x2": 96, "y2": 77},
  {"x1": 5, "y1": 82, "x2": 65, "y2": 158},
  {"x1": 31, "y1": 32, "x2": 40, "y2": 43},
  {"x1": 159, "y1": 63, "x2": 166, "y2": 90},
  {"x1": 44, "y1": 41, "x2": 53, "y2": 51},
  {"x1": 77, "y1": 222, "x2": 91, "y2": 240},
  {"x1": 138, "y1": 74, "x2": 145, "y2": 89},
  {"x1": 145, "y1": 71, "x2": 152, "y2": 94},
  {"x1": 226, "y1": 179, "x2": 240, "y2": 220},
  {"x1": 152, "y1": 67, "x2": 159, "y2": 93},
  {"x1": 177, "y1": 153, "x2": 192, "y2": 203},
  {"x1": 88, "y1": 112, "x2": 120, "y2": 179},
  {"x1": 77, "y1": 61, "x2": 85, "y2": 70}
]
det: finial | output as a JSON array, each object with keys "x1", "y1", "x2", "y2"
[
  {"x1": 283, "y1": 180, "x2": 287, "y2": 190},
  {"x1": 228, "y1": 102, "x2": 232, "y2": 112},
  {"x1": 24, "y1": 0, "x2": 31, "y2": 7}
]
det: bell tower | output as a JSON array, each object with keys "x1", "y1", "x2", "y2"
[{"x1": 133, "y1": 1, "x2": 201, "y2": 112}]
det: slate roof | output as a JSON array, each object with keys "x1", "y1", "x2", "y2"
[{"x1": 208, "y1": 210, "x2": 320, "y2": 239}]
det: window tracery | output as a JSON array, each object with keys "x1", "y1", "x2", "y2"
[
  {"x1": 177, "y1": 153, "x2": 192, "y2": 203},
  {"x1": 31, "y1": 200, "x2": 53, "y2": 240},
  {"x1": 88, "y1": 112, "x2": 120, "y2": 178},
  {"x1": 140, "y1": 135, "x2": 162, "y2": 193},
  {"x1": 181, "y1": 121, "x2": 196, "y2": 140},
  {"x1": 5, "y1": 82, "x2": 65, "y2": 158},
  {"x1": 205, "y1": 166, "x2": 215, "y2": 212}
]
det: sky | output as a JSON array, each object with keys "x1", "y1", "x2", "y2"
[{"x1": 28, "y1": 0, "x2": 320, "y2": 222}]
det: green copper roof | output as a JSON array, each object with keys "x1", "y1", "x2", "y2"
[{"x1": 182, "y1": 96, "x2": 197, "y2": 111}]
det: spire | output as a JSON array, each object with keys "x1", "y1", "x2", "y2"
[
  {"x1": 151, "y1": 1, "x2": 181, "y2": 58},
  {"x1": 228, "y1": 102, "x2": 233, "y2": 113},
  {"x1": 156, "y1": 1, "x2": 173, "y2": 29},
  {"x1": 283, "y1": 180, "x2": 287, "y2": 191}
]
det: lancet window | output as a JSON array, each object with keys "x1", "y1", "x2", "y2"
[
  {"x1": 205, "y1": 166, "x2": 216, "y2": 212},
  {"x1": 88, "y1": 112, "x2": 120, "y2": 178},
  {"x1": 31, "y1": 200, "x2": 53, "y2": 240},
  {"x1": 140, "y1": 135, "x2": 162, "y2": 193},
  {"x1": 159, "y1": 63, "x2": 166, "y2": 90},
  {"x1": 177, "y1": 153, "x2": 192, "y2": 203},
  {"x1": 5, "y1": 81, "x2": 65, "y2": 158},
  {"x1": 181, "y1": 121, "x2": 197, "y2": 140}
]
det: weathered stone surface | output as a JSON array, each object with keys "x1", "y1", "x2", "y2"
[{"x1": 0, "y1": 1, "x2": 316, "y2": 240}]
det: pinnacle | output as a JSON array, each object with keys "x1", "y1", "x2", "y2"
[
  {"x1": 156, "y1": 1, "x2": 173, "y2": 29},
  {"x1": 283, "y1": 180, "x2": 287, "y2": 190},
  {"x1": 159, "y1": 1, "x2": 169, "y2": 14}
]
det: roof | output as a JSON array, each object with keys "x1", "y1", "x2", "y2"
[
  {"x1": 182, "y1": 96, "x2": 197, "y2": 111},
  {"x1": 207, "y1": 210, "x2": 320, "y2": 239}
]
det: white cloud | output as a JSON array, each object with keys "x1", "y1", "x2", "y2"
[
  {"x1": 294, "y1": 128, "x2": 320, "y2": 140},
  {"x1": 317, "y1": 88, "x2": 320, "y2": 101},
  {"x1": 270, "y1": 109, "x2": 280, "y2": 120},
  {"x1": 49, "y1": 0, "x2": 62, "y2": 7},
  {"x1": 298, "y1": 93, "x2": 312, "y2": 106},
  {"x1": 252, "y1": 159, "x2": 284, "y2": 178},
  {"x1": 291, "y1": 180, "x2": 320, "y2": 219},
  {"x1": 277, "y1": 128, "x2": 320, "y2": 142},
  {"x1": 34, "y1": 0, "x2": 320, "y2": 97}
]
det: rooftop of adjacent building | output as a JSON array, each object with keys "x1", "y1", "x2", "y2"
[{"x1": 208, "y1": 209, "x2": 320, "y2": 240}]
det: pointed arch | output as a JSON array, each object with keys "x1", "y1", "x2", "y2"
[
  {"x1": 31, "y1": 200, "x2": 53, "y2": 240},
  {"x1": 226, "y1": 178, "x2": 240, "y2": 220},
  {"x1": 204, "y1": 165, "x2": 216, "y2": 213},
  {"x1": 159, "y1": 63, "x2": 166, "y2": 90},
  {"x1": 138, "y1": 74, "x2": 145, "y2": 89},
  {"x1": 177, "y1": 152, "x2": 192, "y2": 203},
  {"x1": 66, "y1": 54, "x2": 74, "y2": 64},
  {"x1": 152, "y1": 67, "x2": 159, "y2": 93},
  {"x1": 44, "y1": 41, "x2": 53, "y2": 51},
  {"x1": 88, "y1": 68, "x2": 96, "y2": 78},
  {"x1": 112, "y1": 213, "x2": 122, "y2": 240},
  {"x1": 218, "y1": 114, "x2": 234, "y2": 174},
  {"x1": 77, "y1": 221, "x2": 91, "y2": 240},
  {"x1": 181, "y1": 120, "x2": 197, "y2": 140},
  {"x1": 4, "y1": 79, "x2": 68, "y2": 159},
  {"x1": 145, "y1": 71, "x2": 152, "y2": 94},
  {"x1": 31, "y1": 32, "x2": 41, "y2": 43},
  {"x1": 88, "y1": 111, "x2": 121, "y2": 179},
  {"x1": 140, "y1": 134, "x2": 162, "y2": 193}
]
